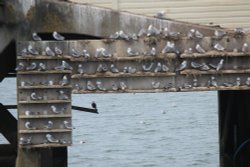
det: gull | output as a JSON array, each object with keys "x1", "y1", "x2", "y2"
[
  {"x1": 234, "y1": 27, "x2": 246, "y2": 36},
  {"x1": 129, "y1": 33, "x2": 138, "y2": 41},
  {"x1": 77, "y1": 64, "x2": 84, "y2": 74},
  {"x1": 195, "y1": 30, "x2": 204, "y2": 39},
  {"x1": 109, "y1": 31, "x2": 119, "y2": 39},
  {"x1": 152, "y1": 81, "x2": 160, "y2": 89},
  {"x1": 26, "y1": 62, "x2": 37, "y2": 71},
  {"x1": 19, "y1": 137, "x2": 32, "y2": 145},
  {"x1": 55, "y1": 46, "x2": 63, "y2": 55},
  {"x1": 223, "y1": 82, "x2": 234, "y2": 87},
  {"x1": 91, "y1": 101, "x2": 97, "y2": 109},
  {"x1": 195, "y1": 44, "x2": 206, "y2": 53},
  {"x1": 214, "y1": 43, "x2": 225, "y2": 51},
  {"x1": 162, "y1": 41, "x2": 176, "y2": 54},
  {"x1": 100, "y1": 48, "x2": 112, "y2": 58},
  {"x1": 245, "y1": 77, "x2": 250, "y2": 86},
  {"x1": 58, "y1": 90, "x2": 69, "y2": 100},
  {"x1": 28, "y1": 44, "x2": 39, "y2": 55},
  {"x1": 216, "y1": 59, "x2": 224, "y2": 71},
  {"x1": 236, "y1": 77, "x2": 241, "y2": 86},
  {"x1": 162, "y1": 64, "x2": 169, "y2": 72},
  {"x1": 25, "y1": 121, "x2": 36, "y2": 130},
  {"x1": 30, "y1": 92, "x2": 43, "y2": 100},
  {"x1": 214, "y1": 30, "x2": 226, "y2": 38},
  {"x1": 19, "y1": 48, "x2": 28, "y2": 56},
  {"x1": 51, "y1": 105, "x2": 65, "y2": 114},
  {"x1": 168, "y1": 31, "x2": 181, "y2": 40},
  {"x1": 110, "y1": 64, "x2": 119, "y2": 73},
  {"x1": 127, "y1": 47, "x2": 139, "y2": 56},
  {"x1": 53, "y1": 31, "x2": 65, "y2": 41},
  {"x1": 21, "y1": 81, "x2": 33, "y2": 87},
  {"x1": 74, "y1": 83, "x2": 81, "y2": 91},
  {"x1": 142, "y1": 62, "x2": 154, "y2": 72},
  {"x1": 45, "y1": 46, "x2": 55, "y2": 56},
  {"x1": 87, "y1": 81, "x2": 96, "y2": 91},
  {"x1": 183, "y1": 83, "x2": 192, "y2": 89},
  {"x1": 117, "y1": 30, "x2": 129, "y2": 40},
  {"x1": 83, "y1": 49, "x2": 90, "y2": 58},
  {"x1": 128, "y1": 67, "x2": 137, "y2": 74},
  {"x1": 37, "y1": 62, "x2": 46, "y2": 71},
  {"x1": 242, "y1": 43, "x2": 249, "y2": 52},
  {"x1": 211, "y1": 76, "x2": 218, "y2": 87},
  {"x1": 111, "y1": 82, "x2": 118, "y2": 91},
  {"x1": 164, "y1": 83, "x2": 174, "y2": 89},
  {"x1": 97, "y1": 64, "x2": 108, "y2": 73},
  {"x1": 184, "y1": 48, "x2": 193, "y2": 54},
  {"x1": 44, "y1": 121, "x2": 53, "y2": 129},
  {"x1": 55, "y1": 60, "x2": 73, "y2": 70},
  {"x1": 154, "y1": 62, "x2": 162, "y2": 73},
  {"x1": 63, "y1": 121, "x2": 72, "y2": 129},
  {"x1": 120, "y1": 82, "x2": 127, "y2": 90},
  {"x1": 95, "y1": 48, "x2": 102, "y2": 58},
  {"x1": 15, "y1": 62, "x2": 25, "y2": 71},
  {"x1": 138, "y1": 28, "x2": 147, "y2": 37},
  {"x1": 32, "y1": 32, "x2": 42, "y2": 41},
  {"x1": 191, "y1": 62, "x2": 203, "y2": 69},
  {"x1": 176, "y1": 60, "x2": 187, "y2": 72},
  {"x1": 59, "y1": 75, "x2": 69, "y2": 86},
  {"x1": 96, "y1": 81, "x2": 106, "y2": 91},
  {"x1": 147, "y1": 24, "x2": 160, "y2": 36},
  {"x1": 200, "y1": 63, "x2": 210, "y2": 71},
  {"x1": 71, "y1": 48, "x2": 82, "y2": 58},
  {"x1": 162, "y1": 27, "x2": 169, "y2": 37},
  {"x1": 187, "y1": 29, "x2": 195, "y2": 39},
  {"x1": 193, "y1": 78, "x2": 199, "y2": 87},
  {"x1": 123, "y1": 66, "x2": 128, "y2": 73},
  {"x1": 46, "y1": 134, "x2": 59, "y2": 143},
  {"x1": 25, "y1": 110, "x2": 35, "y2": 116},
  {"x1": 144, "y1": 47, "x2": 156, "y2": 56},
  {"x1": 155, "y1": 11, "x2": 166, "y2": 19}
]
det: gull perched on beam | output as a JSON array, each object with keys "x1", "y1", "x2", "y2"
[
  {"x1": 59, "y1": 75, "x2": 69, "y2": 86},
  {"x1": 28, "y1": 44, "x2": 39, "y2": 55},
  {"x1": 37, "y1": 62, "x2": 46, "y2": 71},
  {"x1": 127, "y1": 47, "x2": 139, "y2": 56},
  {"x1": 142, "y1": 62, "x2": 154, "y2": 72},
  {"x1": 26, "y1": 62, "x2": 37, "y2": 71},
  {"x1": 46, "y1": 134, "x2": 59, "y2": 143},
  {"x1": 176, "y1": 60, "x2": 187, "y2": 72},
  {"x1": 242, "y1": 43, "x2": 249, "y2": 52},
  {"x1": 51, "y1": 105, "x2": 66, "y2": 114},
  {"x1": 110, "y1": 64, "x2": 119, "y2": 73},
  {"x1": 55, "y1": 46, "x2": 63, "y2": 55},
  {"x1": 195, "y1": 44, "x2": 206, "y2": 53},
  {"x1": 53, "y1": 31, "x2": 65, "y2": 41},
  {"x1": 214, "y1": 43, "x2": 225, "y2": 51},
  {"x1": 15, "y1": 62, "x2": 25, "y2": 71},
  {"x1": 32, "y1": 32, "x2": 42, "y2": 41},
  {"x1": 45, "y1": 46, "x2": 55, "y2": 56},
  {"x1": 96, "y1": 81, "x2": 106, "y2": 91}
]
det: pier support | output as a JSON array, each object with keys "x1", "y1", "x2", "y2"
[{"x1": 219, "y1": 90, "x2": 250, "y2": 167}]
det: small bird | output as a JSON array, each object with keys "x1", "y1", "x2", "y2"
[
  {"x1": 15, "y1": 62, "x2": 25, "y2": 71},
  {"x1": 95, "y1": 48, "x2": 102, "y2": 58},
  {"x1": 191, "y1": 61, "x2": 203, "y2": 69},
  {"x1": 234, "y1": 27, "x2": 246, "y2": 36},
  {"x1": 46, "y1": 134, "x2": 59, "y2": 143},
  {"x1": 32, "y1": 32, "x2": 42, "y2": 41},
  {"x1": 128, "y1": 67, "x2": 137, "y2": 74},
  {"x1": 193, "y1": 78, "x2": 199, "y2": 87},
  {"x1": 44, "y1": 121, "x2": 53, "y2": 129},
  {"x1": 216, "y1": 59, "x2": 224, "y2": 71},
  {"x1": 155, "y1": 11, "x2": 166, "y2": 19},
  {"x1": 128, "y1": 33, "x2": 138, "y2": 41},
  {"x1": 162, "y1": 27, "x2": 169, "y2": 37},
  {"x1": 111, "y1": 82, "x2": 118, "y2": 91},
  {"x1": 117, "y1": 30, "x2": 129, "y2": 40},
  {"x1": 25, "y1": 121, "x2": 36, "y2": 130},
  {"x1": 184, "y1": 48, "x2": 193, "y2": 54},
  {"x1": 37, "y1": 62, "x2": 46, "y2": 71},
  {"x1": 87, "y1": 81, "x2": 96, "y2": 91},
  {"x1": 53, "y1": 31, "x2": 65, "y2": 41},
  {"x1": 96, "y1": 64, "x2": 108, "y2": 73},
  {"x1": 123, "y1": 66, "x2": 128, "y2": 73},
  {"x1": 96, "y1": 81, "x2": 106, "y2": 91},
  {"x1": 55, "y1": 61, "x2": 73, "y2": 70},
  {"x1": 110, "y1": 64, "x2": 119, "y2": 73},
  {"x1": 214, "y1": 43, "x2": 225, "y2": 51},
  {"x1": 223, "y1": 82, "x2": 234, "y2": 87},
  {"x1": 246, "y1": 77, "x2": 250, "y2": 86},
  {"x1": 183, "y1": 83, "x2": 192, "y2": 89},
  {"x1": 195, "y1": 30, "x2": 204, "y2": 39},
  {"x1": 71, "y1": 48, "x2": 82, "y2": 58},
  {"x1": 162, "y1": 64, "x2": 169, "y2": 72},
  {"x1": 211, "y1": 76, "x2": 218, "y2": 87},
  {"x1": 162, "y1": 41, "x2": 176, "y2": 54},
  {"x1": 100, "y1": 48, "x2": 112, "y2": 58},
  {"x1": 91, "y1": 101, "x2": 97, "y2": 109},
  {"x1": 63, "y1": 121, "x2": 72, "y2": 129},
  {"x1": 74, "y1": 83, "x2": 81, "y2": 91},
  {"x1": 142, "y1": 62, "x2": 154, "y2": 72},
  {"x1": 51, "y1": 105, "x2": 66, "y2": 114},
  {"x1": 55, "y1": 46, "x2": 63, "y2": 55},
  {"x1": 199, "y1": 63, "x2": 210, "y2": 71},
  {"x1": 214, "y1": 30, "x2": 226, "y2": 38},
  {"x1": 164, "y1": 83, "x2": 174, "y2": 89},
  {"x1": 58, "y1": 90, "x2": 69, "y2": 100},
  {"x1": 26, "y1": 62, "x2": 37, "y2": 71},
  {"x1": 195, "y1": 44, "x2": 206, "y2": 53},
  {"x1": 28, "y1": 44, "x2": 39, "y2": 55},
  {"x1": 154, "y1": 62, "x2": 162, "y2": 73},
  {"x1": 176, "y1": 60, "x2": 187, "y2": 72},
  {"x1": 144, "y1": 47, "x2": 156, "y2": 56},
  {"x1": 19, "y1": 137, "x2": 32, "y2": 145},
  {"x1": 59, "y1": 75, "x2": 69, "y2": 86},
  {"x1": 77, "y1": 64, "x2": 84, "y2": 74},
  {"x1": 187, "y1": 29, "x2": 195, "y2": 39},
  {"x1": 45, "y1": 46, "x2": 55, "y2": 56},
  {"x1": 242, "y1": 43, "x2": 249, "y2": 52},
  {"x1": 30, "y1": 92, "x2": 43, "y2": 100},
  {"x1": 120, "y1": 82, "x2": 127, "y2": 90},
  {"x1": 152, "y1": 81, "x2": 160, "y2": 89},
  {"x1": 147, "y1": 24, "x2": 160, "y2": 36},
  {"x1": 168, "y1": 31, "x2": 180, "y2": 40},
  {"x1": 236, "y1": 77, "x2": 241, "y2": 86},
  {"x1": 127, "y1": 48, "x2": 139, "y2": 56},
  {"x1": 25, "y1": 110, "x2": 34, "y2": 116},
  {"x1": 83, "y1": 49, "x2": 90, "y2": 58},
  {"x1": 19, "y1": 48, "x2": 28, "y2": 56}
]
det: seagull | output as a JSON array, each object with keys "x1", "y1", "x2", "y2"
[
  {"x1": 91, "y1": 101, "x2": 97, "y2": 109},
  {"x1": 110, "y1": 64, "x2": 119, "y2": 73},
  {"x1": 242, "y1": 43, "x2": 249, "y2": 52},
  {"x1": 97, "y1": 64, "x2": 108, "y2": 73},
  {"x1": 87, "y1": 81, "x2": 96, "y2": 91},
  {"x1": 25, "y1": 121, "x2": 36, "y2": 130},
  {"x1": 236, "y1": 77, "x2": 241, "y2": 86},
  {"x1": 32, "y1": 32, "x2": 42, "y2": 41},
  {"x1": 19, "y1": 48, "x2": 28, "y2": 56},
  {"x1": 37, "y1": 62, "x2": 46, "y2": 71},
  {"x1": 142, "y1": 62, "x2": 154, "y2": 72},
  {"x1": 176, "y1": 60, "x2": 187, "y2": 72},
  {"x1": 152, "y1": 81, "x2": 160, "y2": 89},
  {"x1": 15, "y1": 62, "x2": 25, "y2": 71},
  {"x1": 193, "y1": 78, "x2": 199, "y2": 87},
  {"x1": 191, "y1": 62, "x2": 203, "y2": 69},
  {"x1": 55, "y1": 46, "x2": 63, "y2": 55},
  {"x1": 100, "y1": 48, "x2": 112, "y2": 58},
  {"x1": 200, "y1": 63, "x2": 210, "y2": 71},
  {"x1": 25, "y1": 110, "x2": 35, "y2": 116},
  {"x1": 234, "y1": 27, "x2": 246, "y2": 36},
  {"x1": 162, "y1": 27, "x2": 169, "y2": 37},
  {"x1": 211, "y1": 76, "x2": 218, "y2": 87},
  {"x1": 59, "y1": 75, "x2": 69, "y2": 86},
  {"x1": 216, "y1": 59, "x2": 224, "y2": 71},
  {"x1": 46, "y1": 134, "x2": 59, "y2": 143},
  {"x1": 45, "y1": 46, "x2": 55, "y2": 56},
  {"x1": 28, "y1": 44, "x2": 39, "y2": 55},
  {"x1": 111, "y1": 82, "x2": 118, "y2": 91},
  {"x1": 128, "y1": 67, "x2": 137, "y2": 74},
  {"x1": 55, "y1": 60, "x2": 73, "y2": 70},
  {"x1": 128, "y1": 33, "x2": 138, "y2": 41},
  {"x1": 74, "y1": 83, "x2": 81, "y2": 91},
  {"x1": 195, "y1": 44, "x2": 206, "y2": 53},
  {"x1": 127, "y1": 48, "x2": 139, "y2": 56},
  {"x1": 214, "y1": 30, "x2": 226, "y2": 38},
  {"x1": 71, "y1": 48, "x2": 82, "y2": 58},
  {"x1": 19, "y1": 137, "x2": 32, "y2": 145},
  {"x1": 137, "y1": 28, "x2": 147, "y2": 37},
  {"x1": 123, "y1": 66, "x2": 128, "y2": 73},
  {"x1": 118, "y1": 30, "x2": 129, "y2": 40},
  {"x1": 154, "y1": 62, "x2": 162, "y2": 73},
  {"x1": 83, "y1": 49, "x2": 90, "y2": 58},
  {"x1": 26, "y1": 62, "x2": 37, "y2": 71},
  {"x1": 246, "y1": 77, "x2": 250, "y2": 86},
  {"x1": 155, "y1": 11, "x2": 166, "y2": 19},
  {"x1": 77, "y1": 64, "x2": 84, "y2": 74},
  {"x1": 162, "y1": 41, "x2": 176, "y2": 54},
  {"x1": 51, "y1": 105, "x2": 65, "y2": 114},
  {"x1": 164, "y1": 83, "x2": 174, "y2": 89},
  {"x1": 30, "y1": 92, "x2": 43, "y2": 100},
  {"x1": 187, "y1": 29, "x2": 195, "y2": 39},
  {"x1": 53, "y1": 31, "x2": 65, "y2": 41},
  {"x1": 184, "y1": 48, "x2": 193, "y2": 54},
  {"x1": 147, "y1": 24, "x2": 160, "y2": 36},
  {"x1": 162, "y1": 64, "x2": 169, "y2": 72},
  {"x1": 96, "y1": 81, "x2": 106, "y2": 91},
  {"x1": 223, "y1": 82, "x2": 234, "y2": 87},
  {"x1": 214, "y1": 43, "x2": 225, "y2": 51},
  {"x1": 63, "y1": 121, "x2": 72, "y2": 129},
  {"x1": 95, "y1": 48, "x2": 102, "y2": 58},
  {"x1": 58, "y1": 90, "x2": 69, "y2": 100},
  {"x1": 183, "y1": 83, "x2": 192, "y2": 89},
  {"x1": 144, "y1": 47, "x2": 156, "y2": 56},
  {"x1": 168, "y1": 31, "x2": 180, "y2": 40},
  {"x1": 44, "y1": 121, "x2": 53, "y2": 129},
  {"x1": 195, "y1": 30, "x2": 204, "y2": 39},
  {"x1": 120, "y1": 82, "x2": 127, "y2": 90}
]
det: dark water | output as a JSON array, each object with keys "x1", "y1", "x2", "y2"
[{"x1": 0, "y1": 78, "x2": 219, "y2": 167}]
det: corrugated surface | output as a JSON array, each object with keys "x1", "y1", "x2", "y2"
[{"x1": 70, "y1": 0, "x2": 250, "y2": 29}]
